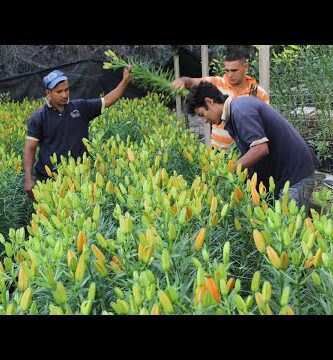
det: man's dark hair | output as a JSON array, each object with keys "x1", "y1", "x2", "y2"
[
  {"x1": 186, "y1": 82, "x2": 229, "y2": 115},
  {"x1": 225, "y1": 49, "x2": 247, "y2": 62}
]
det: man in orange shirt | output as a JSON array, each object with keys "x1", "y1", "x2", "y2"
[{"x1": 172, "y1": 49, "x2": 269, "y2": 151}]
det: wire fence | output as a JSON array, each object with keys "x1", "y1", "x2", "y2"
[
  {"x1": 271, "y1": 93, "x2": 333, "y2": 142},
  {"x1": 270, "y1": 89, "x2": 333, "y2": 174},
  {"x1": 268, "y1": 45, "x2": 333, "y2": 173}
]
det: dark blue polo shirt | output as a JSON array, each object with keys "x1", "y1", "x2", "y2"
[
  {"x1": 225, "y1": 97, "x2": 318, "y2": 197},
  {"x1": 27, "y1": 98, "x2": 102, "y2": 179}
]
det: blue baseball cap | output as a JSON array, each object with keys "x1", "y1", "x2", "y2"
[{"x1": 43, "y1": 70, "x2": 68, "y2": 89}]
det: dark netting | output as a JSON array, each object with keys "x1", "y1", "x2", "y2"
[
  {"x1": 0, "y1": 49, "x2": 202, "y2": 103},
  {"x1": 0, "y1": 60, "x2": 147, "y2": 101}
]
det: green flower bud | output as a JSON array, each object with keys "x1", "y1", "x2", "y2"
[
  {"x1": 167, "y1": 223, "x2": 177, "y2": 242},
  {"x1": 53, "y1": 281, "x2": 67, "y2": 305},
  {"x1": 88, "y1": 282, "x2": 96, "y2": 301},
  {"x1": 20, "y1": 287, "x2": 33, "y2": 312},
  {"x1": 220, "y1": 203, "x2": 229, "y2": 218},
  {"x1": 280, "y1": 286, "x2": 290, "y2": 307},
  {"x1": 311, "y1": 271, "x2": 321, "y2": 286},
  {"x1": 219, "y1": 279, "x2": 228, "y2": 297},
  {"x1": 234, "y1": 279, "x2": 241, "y2": 293},
  {"x1": 275, "y1": 200, "x2": 281, "y2": 214},
  {"x1": 139, "y1": 307, "x2": 150, "y2": 315},
  {"x1": 283, "y1": 229, "x2": 291, "y2": 247},
  {"x1": 133, "y1": 271, "x2": 139, "y2": 282},
  {"x1": 162, "y1": 249, "x2": 170, "y2": 273},
  {"x1": 114, "y1": 286, "x2": 125, "y2": 300},
  {"x1": 158, "y1": 290, "x2": 174, "y2": 314},
  {"x1": 192, "y1": 257, "x2": 203, "y2": 269},
  {"x1": 251, "y1": 271, "x2": 261, "y2": 293},
  {"x1": 197, "y1": 267, "x2": 205, "y2": 287},
  {"x1": 145, "y1": 284, "x2": 156, "y2": 301},
  {"x1": 80, "y1": 299, "x2": 93, "y2": 315},
  {"x1": 269, "y1": 176, "x2": 275, "y2": 194},
  {"x1": 167, "y1": 286, "x2": 178, "y2": 303},
  {"x1": 234, "y1": 294, "x2": 248, "y2": 314},
  {"x1": 4, "y1": 257, "x2": 13, "y2": 272},
  {"x1": 132, "y1": 283, "x2": 143, "y2": 306},
  {"x1": 6, "y1": 302, "x2": 16, "y2": 315},
  {"x1": 262, "y1": 281, "x2": 272, "y2": 302},
  {"x1": 246, "y1": 295, "x2": 254, "y2": 309},
  {"x1": 254, "y1": 206, "x2": 266, "y2": 221},
  {"x1": 202, "y1": 249, "x2": 210, "y2": 262},
  {"x1": 4, "y1": 242, "x2": 13, "y2": 258},
  {"x1": 282, "y1": 180, "x2": 290, "y2": 195},
  {"x1": 223, "y1": 241, "x2": 231, "y2": 265},
  {"x1": 49, "y1": 304, "x2": 64, "y2": 315},
  {"x1": 291, "y1": 251, "x2": 301, "y2": 266}
]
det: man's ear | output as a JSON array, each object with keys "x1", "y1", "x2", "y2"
[{"x1": 204, "y1": 97, "x2": 213, "y2": 106}]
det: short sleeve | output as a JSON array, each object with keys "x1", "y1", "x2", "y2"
[
  {"x1": 27, "y1": 113, "x2": 43, "y2": 140},
  {"x1": 232, "y1": 104, "x2": 268, "y2": 148},
  {"x1": 257, "y1": 86, "x2": 270, "y2": 104},
  {"x1": 76, "y1": 99, "x2": 102, "y2": 122}
]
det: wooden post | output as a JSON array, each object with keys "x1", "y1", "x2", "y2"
[
  {"x1": 173, "y1": 53, "x2": 182, "y2": 119},
  {"x1": 259, "y1": 45, "x2": 270, "y2": 96},
  {"x1": 201, "y1": 45, "x2": 211, "y2": 144}
]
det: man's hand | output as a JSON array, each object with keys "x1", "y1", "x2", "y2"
[
  {"x1": 171, "y1": 78, "x2": 186, "y2": 90},
  {"x1": 104, "y1": 64, "x2": 132, "y2": 109},
  {"x1": 25, "y1": 178, "x2": 35, "y2": 201},
  {"x1": 122, "y1": 65, "x2": 132, "y2": 84}
]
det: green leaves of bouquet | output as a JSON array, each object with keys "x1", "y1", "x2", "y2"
[{"x1": 103, "y1": 50, "x2": 189, "y2": 99}]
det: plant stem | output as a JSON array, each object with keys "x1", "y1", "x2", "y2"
[
  {"x1": 224, "y1": 297, "x2": 232, "y2": 315},
  {"x1": 279, "y1": 271, "x2": 284, "y2": 301},
  {"x1": 165, "y1": 272, "x2": 170, "y2": 288},
  {"x1": 296, "y1": 266, "x2": 301, "y2": 315}
]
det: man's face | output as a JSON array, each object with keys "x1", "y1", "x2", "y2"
[
  {"x1": 194, "y1": 98, "x2": 223, "y2": 125},
  {"x1": 224, "y1": 60, "x2": 248, "y2": 86},
  {"x1": 47, "y1": 80, "x2": 69, "y2": 106}
]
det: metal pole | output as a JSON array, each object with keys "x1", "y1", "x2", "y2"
[
  {"x1": 201, "y1": 45, "x2": 211, "y2": 144},
  {"x1": 259, "y1": 45, "x2": 270, "y2": 96},
  {"x1": 173, "y1": 53, "x2": 182, "y2": 119}
]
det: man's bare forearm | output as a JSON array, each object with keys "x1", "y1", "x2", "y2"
[
  {"x1": 23, "y1": 142, "x2": 37, "y2": 180},
  {"x1": 235, "y1": 143, "x2": 269, "y2": 170},
  {"x1": 104, "y1": 79, "x2": 130, "y2": 108}
]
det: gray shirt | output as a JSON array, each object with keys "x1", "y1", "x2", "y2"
[{"x1": 224, "y1": 96, "x2": 318, "y2": 197}]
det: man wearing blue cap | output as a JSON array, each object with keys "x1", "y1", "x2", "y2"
[{"x1": 23, "y1": 66, "x2": 131, "y2": 199}]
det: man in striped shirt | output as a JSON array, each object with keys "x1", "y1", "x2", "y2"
[{"x1": 172, "y1": 49, "x2": 269, "y2": 151}]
